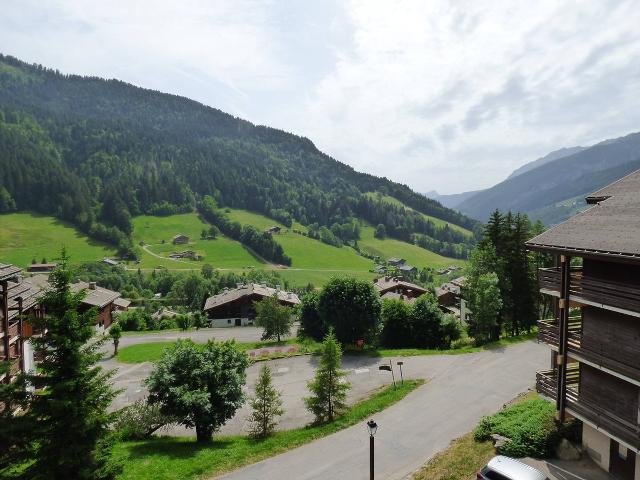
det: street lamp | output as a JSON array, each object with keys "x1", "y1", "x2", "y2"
[{"x1": 367, "y1": 419, "x2": 378, "y2": 480}]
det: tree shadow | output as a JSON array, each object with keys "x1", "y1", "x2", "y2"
[{"x1": 125, "y1": 436, "x2": 235, "y2": 460}]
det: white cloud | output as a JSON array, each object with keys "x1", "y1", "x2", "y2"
[{"x1": 1, "y1": 0, "x2": 640, "y2": 193}]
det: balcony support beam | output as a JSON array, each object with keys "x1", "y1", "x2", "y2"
[{"x1": 557, "y1": 255, "x2": 572, "y2": 422}]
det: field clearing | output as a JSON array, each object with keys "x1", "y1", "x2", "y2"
[
  {"x1": 132, "y1": 214, "x2": 260, "y2": 269},
  {"x1": 0, "y1": 212, "x2": 116, "y2": 267},
  {"x1": 358, "y1": 225, "x2": 466, "y2": 270},
  {"x1": 364, "y1": 192, "x2": 473, "y2": 237}
]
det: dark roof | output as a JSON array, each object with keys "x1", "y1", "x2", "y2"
[
  {"x1": 373, "y1": 277, "x2": 427, "y2": 294},
  {"x1": 526, "y1": 169, "x2": 640, "y2": 260}
]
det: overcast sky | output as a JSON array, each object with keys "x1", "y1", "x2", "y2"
[{"x1": 2, "y1": 1, "x2": 640, "y2": 194}]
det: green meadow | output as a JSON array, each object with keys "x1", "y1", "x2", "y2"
[{"x1": 0, "y1": 212, "x2": 116, "y2": 267}]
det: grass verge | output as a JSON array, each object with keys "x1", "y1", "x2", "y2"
[
  {"x1": 114, "y1": 379, "x2": 425, "y2": 480},
  {"x1": 348, "y1": 331, "x2": 537, "y2": 357},
  {"x1": 114, "y1": 338, "x2": 322, "y2": 364},
  {"x1": 412, "y1": 433, "x2": 494, "y2": 480}
]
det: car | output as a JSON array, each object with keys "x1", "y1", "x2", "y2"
[{"x1": 477, "y1": 456, "x2": 548, "y2": 480}]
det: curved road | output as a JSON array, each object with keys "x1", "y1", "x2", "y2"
[{"x1": 217, "y1": 340, "x2": 550, "y2": 480}]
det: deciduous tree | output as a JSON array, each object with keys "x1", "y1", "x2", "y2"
[{"x1": 254, "y1": 294, "x2": 293, "y2": 342}]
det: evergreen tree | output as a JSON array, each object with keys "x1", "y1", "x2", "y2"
[
  {"x1": 374, "y1": 223, "x2": 386, "y2": 239},
  {"x1": 247, "y1": 364, "x2": 284, "y2": 439},
  {"x1": 468, "y1": 272, "x2": 503, "y2": 344},
  {"x1": 254, "y1": 294, "x2": 293, "y2": 342},
  {"x1": 0, "y1": 364, "x2": 33, "y2": 474},
  {"x1": 304, "y1": 331, "x2": 350, "y2": 423},
  {"x1": 24, "y1": 252, "x2": 120, "y2": 480}
]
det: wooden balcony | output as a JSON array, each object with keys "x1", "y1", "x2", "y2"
[
  {"x1": 537, "y1": 368, "x2": 640, "y2": 450},
  {"x1": 537, "y1": 318, "x2": 640, "y2": 384},
  {"x1": 538, "y1": 267, "x2": 640, "y2": 315}
]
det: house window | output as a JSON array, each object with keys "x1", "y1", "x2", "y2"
[
  {"x1": 618, "y1": 443, "x2": 628, "y2": 460},
  {"x1": 227, "y1": 319, "x2": 231, "y2": 324}
]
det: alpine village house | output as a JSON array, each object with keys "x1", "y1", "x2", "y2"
[{"x1": 527, "y1": 170, "x2": 640, "y2": 480}]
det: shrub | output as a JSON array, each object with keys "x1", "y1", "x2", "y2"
[
  {"x1": 473, "y1": 396, "x2": 562, "y2": 458},
  {"x1": 450, "y1": 337, "x2": 475, "y2": 350},
  {"x1": 158, "y1": 316, "x2": 177, "y2": 330}
]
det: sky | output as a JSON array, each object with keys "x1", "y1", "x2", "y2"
[{"x1": 2, "y1": 1, "x2": 640, "y2": 194}]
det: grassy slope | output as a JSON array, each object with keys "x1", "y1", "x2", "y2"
[
  {"x1": 114, "y1": 380, "x2": 424, "y2": 480},
  {"x1": 0, "y1": 212, "x2": 116, "y2": 267},
  {"x1": 364, "y1": 192, "x2": 473, "y2": 237},
  {"x1": 132, "y1": 214, "x2": 260, "y2": 269},
  {"x1": 358, "y1": 224, "x2": 466, "y2": 269}
]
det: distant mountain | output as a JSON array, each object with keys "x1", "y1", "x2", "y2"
[
  {"x1": 506, "y1": 146, "x2": 587, "y2": 179},
  {"x1": 424, "y1": 190, "x2": 482, "y2": 209},
  {"x1": 0, "y1": 53, "x2": 477, "y2": 258},
  {"x1": 455, "y1": 131, "x2": 640, "y2": 223}
]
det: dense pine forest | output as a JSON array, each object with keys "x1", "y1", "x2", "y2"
[{"x1": 0, "y1": 54, "x2": 479, "y2": 258}]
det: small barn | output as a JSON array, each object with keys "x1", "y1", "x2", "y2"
[{"x1": 172, "y1": 234, "x2": 190, "y2": 245}]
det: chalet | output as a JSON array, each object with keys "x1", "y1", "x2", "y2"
[
  {"x1": 527, "y1": 170, "x2": 640, "y2": 480},
  {"x1": 1, "y1": 264, "x2": 43, "y2": 383},
  {"x1": 70, "y1": 281, "x2": 124, "y2": 332},
  {"x1": 172, "y1": 234, "x2": 189, "y2": 245},
  {"x1": 435, "y1": 283, "x2": 458, "y2": 307},
  {"x1": 103, "y1": 257, "x2": 119, "y2": 266},
  {"x1": 373, "y1": 276, "x2": 427, "y2": 300},
  {"x1": 27, "y1": 263, "x2": 58, "y2": 273},
  {"x1": 398, "y1": 264, "x2": 417, "y2": 275},
  {"x1": 265, "y1": 226, "x2": 281, "y2": 234},
  {"x1": 203, "y1": 283, "x2": 300, "y2": 327},
  {"x1": 388, "y1": 257, "x2": 406, "y2": 267},
  {"x1": 380, "y1": 291, "x2": 416, "y2": 304}
]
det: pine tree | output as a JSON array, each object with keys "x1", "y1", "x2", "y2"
[
  {"x1": 24, "y1": 251, "x2": 120, "y2": 480},
  {"x1": 247, "y1": 364, "x2": 284, "y2": 439},
  {"x1": 304, "y1": 330, "x2": 351, "y2": 423},
  {"x1": 0, "y1": 364, "x2": 33, "y2": 474}
]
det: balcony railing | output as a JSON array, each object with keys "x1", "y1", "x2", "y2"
[
  {"x1": 537, "y1": 318, "x2": 640, "y2": 383},
  {"x1": 537, "y1": 368, "x2": 640, "y2": 449},
  {"x1": 538, "y1": 267, "x2": 640, "y2": 314}
]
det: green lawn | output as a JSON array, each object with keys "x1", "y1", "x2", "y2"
[
  {"x1": 351, "y1": 331, "x2": 537, "y2": 357},
  {"x1": 0, "y1": 212, "x2": 116, "y2": 267},
  {"x1": 132, "y1": 214, "x2": 260, "y2": 269},
  {"x1": 115, "y1": 338, "x2": 321, "y2": 364},
  {"x1": 364, "y1": 192, "x2": 473, "y2": 237},
  {"x1": 113, "y1": 380, "x2": 424, "y2": 480},
  {"x1": 358, "y1": 224, "x2": 466, "y2": 270}
]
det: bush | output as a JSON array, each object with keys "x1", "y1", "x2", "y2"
[
  {"x1": 158, "y1": 316, "x2": 177, "y2": 330},
  {"x1": 176, "y1": 314, "x2": 192, "y2": 331},
  {"x1": 114, "y1": 399, "x2": 177, "y2": 440},
  {"x1": 450, "y1": 336, "x2": 475, "y2": 350},
  {"x1": 118, "y1": 309, "x2": 148, "y2": 331},
  {"x1": 473, "y1": 396, "x2": 562, "y2": 458}
]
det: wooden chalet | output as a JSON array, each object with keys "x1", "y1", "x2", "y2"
[
  {"x1": 172, "y1": 234, "x2": 189, "y2": 245},
  {"x1": 203, "y1": 283, "x2": 300, "y2": 327},
  {"x1": 71, "y1": 281, "x2": 123, "y2": 331},
  {"x1": 527, "y1": 170, "x2": 640, "y2": 480},
  {"x1": 373, "y1": 276, "x2": 427, "y2": 300},
  {"x1": 388, "y1": 257, "x2": 406, "y2": 267},
  {"x1": 1, "y1": 264, "x2": 43, "y2": 383},
  {"x1": 265, "y1": 226, "x2": 281, "y2": 234}
]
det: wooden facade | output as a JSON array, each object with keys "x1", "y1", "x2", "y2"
[{"x1": 527, "y1": 170, "x2": 640, "y2": 480}]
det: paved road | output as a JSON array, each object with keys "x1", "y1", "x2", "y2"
[
  {"x1": 115, "y1": 326, "x2": 277, "y2": 348},
  {"x1": 217, "y1": 340, "x2": 550, "y2": 480}
]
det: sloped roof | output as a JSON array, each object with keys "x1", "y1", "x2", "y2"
[
  {"x1": 526, "y1": 169, "x2": 640, "y2": 260},
  {"x1": 0, "y1": 263, "x2": 21, "y2": 282},
  {"x1": 380, "y1": 291, "x2": 416, "y2": 304},
  {"x1": 0, "y1": 268, "x2": 43, "y2": 323},
  {"x1": 203, "y1": 284, "x2": 300, "y2": 311},
  {"x1": 373, "y1": 277, "x2": 427, "y2": 295},
  {"x1": 71, "y1": 282, "x2": 121, "y2": 308},
  {"x1": 113, "y1": 297, "x2": 131, "y2": 309}
]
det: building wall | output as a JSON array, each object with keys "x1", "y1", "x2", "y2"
[
  {"x1": 583, "y1": 423, "x2": 611, "y2": 471},
  {"x1": 583, "y1": 259, "x2": 640, "y2": 286},
  {"x1": 581, "y1": 306, "x2": 640, "y2": 370},
  {"x1": 210, "y1": 317, "x2": 251, "y2": 328},
  {"x1": 580, "y1": 364, "x2": 638, "y2": 423}
]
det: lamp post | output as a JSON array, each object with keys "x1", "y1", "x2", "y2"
[{"x1": 367, "y1": 419, "x2": 377, "y2": 480}]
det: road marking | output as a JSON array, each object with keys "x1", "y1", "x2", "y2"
[
  {"x1": 354, "y1": 368, "x2": 369, "y2": 374},
  {"x1": 544, "y1": 463, "x2": 590, "y2": 480},
  {"x1": 277, "y1": 367, "x2": 289, "y2": 374}
]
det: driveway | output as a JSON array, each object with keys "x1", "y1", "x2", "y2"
[{"x1": 217, "y1": 340, "x2": 550, "y2": 480}]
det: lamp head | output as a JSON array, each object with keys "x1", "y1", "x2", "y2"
[{"x1": 367, "y1": 419, "x2": 378, "y2": 436}]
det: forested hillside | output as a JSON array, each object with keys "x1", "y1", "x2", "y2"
[{"x1": 0, "y1": 54, "x2": 477, "y2": 258}]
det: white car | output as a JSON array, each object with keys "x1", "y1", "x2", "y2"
[{"x1": 477, "y1": 456, "x2": 548, "y2": 480}]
